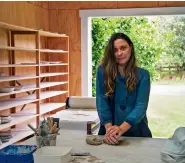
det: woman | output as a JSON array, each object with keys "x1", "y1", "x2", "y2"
[{"x1": 96, "y1": 33, "x2": 152, "y2": 145}]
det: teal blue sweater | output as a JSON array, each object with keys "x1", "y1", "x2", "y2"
[{"x1": 96, "y1": 65, "x2": 152, "y2": 137}]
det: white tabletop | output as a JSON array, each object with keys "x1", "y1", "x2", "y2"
[{"x1": 22, "y1": 129, "x2": 166, "y2": 163}]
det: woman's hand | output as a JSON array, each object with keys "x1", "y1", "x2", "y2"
[
  {"x1": 103, "y1": 126, "x2": 119, "y2": 145},
  {"x1": 103, "y1": 133, "x2": 119, "y2": 145},
  {"x1": 107, "y1": 122, "x2": 131, "y2": 140},
  {"x1": 106, "y1": 125, "x2": 125, "y2": 140},
  {"x1": 103, "y1": 122, "x2": 131, "y2": 145}
]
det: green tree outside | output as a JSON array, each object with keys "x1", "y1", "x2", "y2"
[{"x1": 92, "y1": 16, "x2": 162, "y2": 96}]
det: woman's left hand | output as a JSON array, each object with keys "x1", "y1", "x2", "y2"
[{"x1": 106, "y1": 125, "x2": 124, "y2": 139}]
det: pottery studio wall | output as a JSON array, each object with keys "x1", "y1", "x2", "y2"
[{"x1": 48, "y1": 1, "x2": 185, "y2": 96}]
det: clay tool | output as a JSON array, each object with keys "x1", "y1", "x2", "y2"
[
  {"x1": 49, "y1": 122, "x2": 57, "y2": 134},
  {"x1": 40, "y1": 120, "x2": 49, "y2": 136},
  {"x1": 53, "y1": 118, "x2": 59, "y2": 128},
  {"x1": 71, "y1": 152, "x2": 91, "y2": 156},
  {"x1": 50, "y1": 117, "x2": 53, "y2": 126},
  {"x1": 55, "y1": 127, "x2": 61, "y2": 133},
  {"x1": 47, "y1": 117, "x2": 52, "y2": 130},
  {"x1": 27, "y1": 124, "x2": 39, "y2": 136}
]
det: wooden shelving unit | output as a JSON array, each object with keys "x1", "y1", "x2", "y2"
[
  {"x1": 0, "y1": 75, "x2": 39, "y2": 82},
  {"x1": 0, "y1": 21, "x2": 69, "y2": 149}
]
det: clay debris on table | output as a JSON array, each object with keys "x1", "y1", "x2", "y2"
[{"x1": 70, "y1": 156, "x2": 105, "y2": 163}]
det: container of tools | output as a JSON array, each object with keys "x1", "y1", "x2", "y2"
[
  {"x1": 36, "y1": 134, "x2": 57, "y2": 148},
  {"x1": 28, "y1": 117, "x2": 60, "y2": 148}
]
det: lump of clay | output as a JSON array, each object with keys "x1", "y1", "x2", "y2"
[{"x1": 86, "y1": 135, "x2": 103, "y2": 145}]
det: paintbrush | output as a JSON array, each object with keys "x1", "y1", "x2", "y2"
[
  {"x1": 49, "y1": 122, "x2": 57, "y2": 134},
  {"x1": 47, "y1": 117, "x2": 52, "y2": 130}
]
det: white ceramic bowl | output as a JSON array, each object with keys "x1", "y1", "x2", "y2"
[
  {"x1": 0, "y1": 72, "x2": 5, "y2": 76},
  {"x1": 14, "y1": 86, "x2": 23, "y2": 91}
]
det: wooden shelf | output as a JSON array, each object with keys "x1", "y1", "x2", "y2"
[
  {"x1": 0, "y1": 91, "x2": 67, "y2": 112},
  {"x1": 40, "y1": 49, "x2": 68, "y2": 53},
  {"x1": 0, "y1": 63, "x2": 68, "y2": 67},
  {"x1": 0, "y1": 21, "x2": 36, "y2": 32},
  {"x1": 0, "y1": 114, "x2": 38, "y2": 131},
  {"x1": 14, "y1": 103, "x2": 66, "y2": 116},
  {"x1": 0, "y1": 130, "x2": 34, "y2": 150},
  {"x1": 40, "y1": 63, "x2": 68, "y2": 66},
  {"x1": 0, "y1": 46, "x2": 68, "y2": 53},
  {"x1": 0, "y1": 64, "x2": 38, "y2": 67},
  {"x1": 0, "y1": 97, "x2": 38, "y2": 112},
  {"x1": 0, "y1": 46, "x2": 38, "y2": 51},
  {"x1": 0, "y1": 75, "x2": 39, "y2": 82},
  {"x1": 0, "y1": 22, "x2": 66, "y2": 38},
  {"x1": 0, "y1": 82, "x2": 67, "y2": 97},
  {"x1": 40, "y1": 82, "x2": 68, "y2": 88},
  {"x1": 39, "y1": 30, "x2": 67, "y2": 37},
  {"x1": 40, "y1": 103, "x2": 66, "y2": 114},
  {"x1": 0, "y1": 73, "x2": 67, "y2": 82},
  {"x1": 39, "y1": 91, "x2": 68, "y2": 100},
  {"x1": 0, "y1": 103, "x2": 66, "y2": 131},
  {"x1": 40, "y1": 72, "x2": 68, "y2": 77},
  {"x1": 0, "y1": 87, "x2": 38, "y2": 97},
  {"x1": 11, "y1": 82, "x2": 67, "y2": 91}
]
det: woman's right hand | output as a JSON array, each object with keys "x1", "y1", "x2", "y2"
[
  {"x1": 104, "y1": 125, "x2": 119, "y2": 145},
  {"x1": 103, "y1": 134, "x2": 119, "y2": 145}
]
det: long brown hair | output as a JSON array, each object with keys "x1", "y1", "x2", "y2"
[{"x1": 101, "y1": 33, "x2": 137, "y2": 96}]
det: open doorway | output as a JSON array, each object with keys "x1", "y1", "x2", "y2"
[
  {"x1": 91, "y1": 15, "x2": 185, "y2": 138},
  {"x1": 80, "y1": 7, "x2": 185, "y2": 138}
]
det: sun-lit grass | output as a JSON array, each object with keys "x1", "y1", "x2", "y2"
[
  {"x1": 154, "y1": 80, "x2": 185, "y2": 85},
  {"x1": 147, "y1": 94, "x2": 185, "y2": 138}
]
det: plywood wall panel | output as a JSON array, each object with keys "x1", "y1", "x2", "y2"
[
  {"x1": 0, "y1": 28, "x2": 8, "y2": 46},
  {"x1": 96, "y1": 2, "x2": 118, "y2": 9},
  {"x1": 0, "y1": 2, "x2": 49, "y2": 30},
  {"x1": 49, "y1": 10, "x2": 80, "y2": 42},
  {"x1": 158, "y1": 1, "x2": 185, "y2": 7},
  {"x1": 49, "y1": 2, "x2": 98, "y2": 10},
  {"x1": 49, "y1": 10, "x2": 81, "y2": 96},
  {"x1": 117, "y1": 1, "x2": 158, "y2": 8},
  {"x1": 28, "y1": 1, "x2": 49, "y2": 9},
  {"x1": 49, "y1": 1, "x2": 118, "y2": 10},
  {"x1": 49, "y1": 1, "x2": 185, "y2": 10},
  {"x1": 70, "y1": 74, "x2": 81, "y2": 96}
]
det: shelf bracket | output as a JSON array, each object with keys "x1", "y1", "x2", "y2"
[
  {"x1": 15, "y1": 81, "x2": 31, "y2": 95},
  {"x1": 20, "y1": 104, "x2": 27, "y2": 111}
]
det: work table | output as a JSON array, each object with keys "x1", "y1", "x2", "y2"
[{"x1": 21, "y1": 129, "x2": 167, "y2": 163}]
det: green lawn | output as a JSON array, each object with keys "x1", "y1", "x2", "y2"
[
  {"x1": 154, "y1": 80, "x2": 185, "y2": 85},
  {"x1": 147, "y1": 94, "x2": 185, "y2": 138}
]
